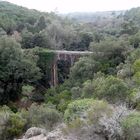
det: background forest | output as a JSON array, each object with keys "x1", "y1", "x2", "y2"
[{"x1": 1, "y1": 1, "x2": 140, "y2": 140}]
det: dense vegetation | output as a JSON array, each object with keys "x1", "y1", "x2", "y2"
[{"x1": 1, "y1": 1, "x2": 140, "y2": 139}]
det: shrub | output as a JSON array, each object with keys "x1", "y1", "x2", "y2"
[
  {"x1": 57, "y1": 100, "x2": 71, "y2": 113},
  {"x1": 98, "y1": 105, "x2": 132, "y2": 139},
  {"x1": 45, "y1": 89, "x2": 71, "y2": 112},
  {"x1": 87, "y1": 101, "x2": 112, "y2": 124},
  {"x1": 94, "y1": 76, "x2": 129, "y2": 103},
  {"x1": 0, "y1": 106, "x2": 26, "y2": 140},
  {"x1": 0, "y1": 106, "x2": 11, "y2": 140},
  {"x1": 64, "y1": 99, "x2": 95, "y2": 123},
  {"x1": 25, "y1": 104, "x2": 62, "y2": 130},
  {"x1": 129, "y1": 88, "x2": 140, "y2": 109},
  {"x1": 64, "y1": 104, "x2": 132, "y2": 140},
  {"x1": 64, "y1": 99, "x2": 131, "y2": 140},
  {"x1": 69, "y1": 57, "x2": 101, "y2": 85},
  {"x1": 22, "y1": 85, "x2": 35, "y2": 96},
  {"x1": 62, "y1": 118, "x2": 85, "y2": 138},
  {"x1": 5, "y1": 113, "x2": 26, "y2": 139},
  {"x1": 82, "y1": 80, "x2": 94, "y2": 98},
  {"x1": 64, "y1": 99, "x2": 111, "y2": 123},
  {"x1": 71, "y1": 87, "x2": 82, "y2": 99},
  {"x1": 121, "y1": 112, "x2": 140, "y2": 140}
]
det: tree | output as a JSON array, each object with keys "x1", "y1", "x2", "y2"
[
  {"x1": 77, "y1": 31, "x2": 93, "y2": 51},
  {"x1": 69, "y1": 57, "x2": 101, "y2": 85},
  {"x1": 0, "y1": 15, "x2": 16, "y2": 35},
  {"x1": 133, "y1": 59, "x2": 140, "y2": 85},
  {"x1": 121, "y1": 21, "x2": 138, "y2": 35},
  {"x1": 129, "y1": 31, "x2": 140, "y2": 48},
  {"x1": 94, "y1": 76, "x2": 129, "y2": 103},
  {"x1": 0, "y1": 36, "x2": 41, "y2": 104},
  {"x1": 0, "y1": 28, "x2": 6, "y2": 37},
  {"x1": 36, "y1": 16, "x2": 46, "y2": 31},
  {"x1": 21, "y1": 29, "x2": 34, "y2": 48},
  {"x1": 90, "y1": 38, "x2": 130, "y2": 74},
  {"x1": 31, "y1": 32, "x2": 48, "y2": 48}
]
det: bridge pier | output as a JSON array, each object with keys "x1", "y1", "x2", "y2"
[
  {"x1": 51, "y1": 62, "x2": 58, "y2": 87},
  {"x1": 49, "y1": 51, "x2": 92, "y2": 87}
]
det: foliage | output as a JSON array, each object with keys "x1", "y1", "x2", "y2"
[
  {"x1": 121, "y1": 112, "x2": 140, "y2": 140},
  {"x1": 37, "y1": 49, "x2": 55, "y2": 88},
  {"x1": 133, "y1": 59, "x2": 140, "y2": 85},
  {"x1": 5, "y1": 113, "x2": 26, "y2": 139},
  {"x1": 0, "y1": 1, "x2": 43, "y2": 34},
  {"x1": 21, "y1": 30, "x2": 48, "y2": 48},
  {"x1": 81, "y1": 80, "x2": 94, "y2": 98},
  {"x1": 0, "y1": 37, "x2": 41, "y2": 104},
  {"x1": 87, "y1": 101, "x2": 112, "y2": 124},
  {"x1": 94, "y1": 76, "x2": 129, "y2": 103},
  {"x1": 69, "y1": 57, "x2": 101, "y2": 85},
  {"x1": 71, "y1": 86, "x2": 82, "y2": 99},
  {"x1": 23, "y1": 104, "x2": 62, "y2": 130},
  {"x1": 90, "y1": 38, "x2": 130, "y2": 74},
  {"x1": 64, "y1": 99, "x2": 111, "y2": 123},
  {"x1": 129, "y1": 88, "x2": 140, "y2": 111},
  {"x1": 98, "y1": 105, "x2": 132, "y2": 140},
  {"x1": 0, "y1": 106, "x2": 26, "y2": 140},
  {"x1": 22, "y1": 85, "x2": 35, "y2": 96},
  {"x1": 1, "y1": 2, "x2": 140, "y2": 139},
  {"x1": 64, "y1": 100, "x2": 132, "y2": 140},
  {"x1": 45, "y1": 89, "x2": 71, "y2": 112}
]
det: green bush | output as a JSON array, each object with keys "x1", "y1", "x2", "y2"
[
  {"x1": 64, "y1": 99, "x2": 94, "y2": 122},
  {"x1": 63, "y1": 99, "x2": 113, "y2": 140},
  {"x1": 94, "y1": 76, "x2": 129, "y2": 103},
  {"x1": 22, "y1": 85, "x2": 35, "y2": 96},
  {"x1": 45, "y1": 88, "x2": 58, "y2": 104},
  {"x1": 82, "y1": 80, "x2": 94, "y2": 98},
  {"x1": 57, "y1": 100, "x2": 71, "y2": 113},
  {"x1": 121, "y1": 112, "x2": 140, "y2": 140},
  {"x1": 69, "y1": 57, "x2": 101, "y2": 85},
  {"x1": 45, "y1": 89, "x2": 71, "y2": 112},
  {"x1": 0, "y1": 106, "x2": 12, "y2": 139},
  {"x1": 24, "y1": 104, "x2": 62, "y2": 130},
  {"x1": 0, "y1": 106, "x2": 26, "y2": 140},
  {"x1": 64, "y1": 99, "x2": 112, "y2": 123},
  {"x1": 129, "y1": 88, "x2": 140, "y2": 109},
  {"x1": 87, "y1": 101, "x2": 112, "y2": 124},
  {"x1": 5, "y1": 113, "x2": 26, "y2": 139},
  {"x1": 71, "y1": 87, "x2": 82, "y2": 99}
]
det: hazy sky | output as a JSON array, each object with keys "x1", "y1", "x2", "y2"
[{"x1": 4, "y1": 0, "x2": 140, "y2": 13}]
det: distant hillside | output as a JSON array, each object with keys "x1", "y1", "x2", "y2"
[
  {"x1": 0, "y1": 1, "x2": 43, "y2": 23},
  {"x1": 62, "y1": 11, "x2": 125, "y2": 23},
  {"x1": 0, "y1": 1, "x2": 51, "y2": 34}
]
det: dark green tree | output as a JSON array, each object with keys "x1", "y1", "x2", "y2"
[
  {"x1": 0, "y1": 36, "x2": 41, "y2": 104},
  {"x1": 36, "y1": 16, "x2": 47, "y2": 31},
  {"x1": 69, "y1": 57, "x2": 101, "y2": 85}
]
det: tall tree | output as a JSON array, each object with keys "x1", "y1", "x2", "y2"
[{"x1": 0, "y1": 36, "x2": 41, "y2": 104}]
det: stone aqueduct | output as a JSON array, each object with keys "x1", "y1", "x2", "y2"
[{"x1": 50, "y1": 50, "x2": 93, "y2": 86}]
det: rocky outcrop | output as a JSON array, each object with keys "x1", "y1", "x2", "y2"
[
  {"x1": 23, "y1": 127, "x2": 47, "y2": 139},
  {"x1": 16, "y1": 125, "x2": 106, "y2": 140},
  {"x1": 16, "y1": 126, "x2": 73, "y2": 140}
]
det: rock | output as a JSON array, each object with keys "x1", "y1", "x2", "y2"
[
  {"x1": 17, "y1": 134, "x2": 46, "y2": 140},
  {"x1": 17, "y1": 125, "x2": 73, "y2": 140},
  {"x1": 16, "y1": 124, "x2": 105, "y2": 140},
  {"x1": 23, "y1": 127, "x2": 47, "y2": 139},
  {"x1": 46, "y1": 128, "x2": 65, "y2": 140}
]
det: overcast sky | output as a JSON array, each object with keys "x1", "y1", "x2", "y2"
[{"x1": 3, "y1": 0, "x2": 140, "y2": 13}]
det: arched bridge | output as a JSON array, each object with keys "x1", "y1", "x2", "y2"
[{"x1": 49, "y1": 50, "x2": 93, "y2": 86}]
